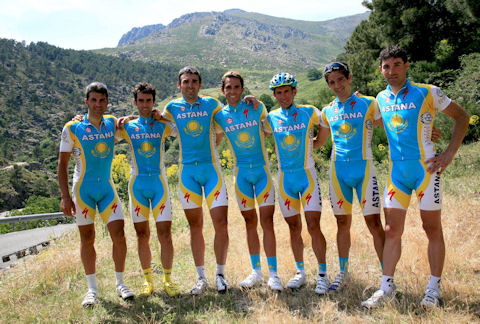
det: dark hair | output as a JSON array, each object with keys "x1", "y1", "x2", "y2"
[
  {"x1": 323, "y1": 62, "x2": 350, "y2": 82},
  {"x1": 85, "y1": 82, "x2": 108, "y2": 99},
  {"x1": 133, "y1": 82, "x2": 156, "y2": 101},
  {"x1": 178, "y1": 66, "x2": 202, "y2": 83},
  {"x1": 379, "y1": 45, "x2": 408, "y2": 65},
  {"x1": 221, "y1": 71, "x2": 244, "y2": 89}
]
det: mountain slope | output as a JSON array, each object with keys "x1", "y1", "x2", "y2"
[{"x1": 100, "y1": 9, "x2": 369, "y2": 72}]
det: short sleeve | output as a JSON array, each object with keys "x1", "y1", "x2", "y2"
[
  {"x1": 59, "y1": 125, "x2": 74, "y2": 152},
  {"x1": 431, "y1": 86, "x2": 451, "y2": 111},
  {"x1": 373, "y1": 99, "x2": 382, "y2": 121},
  {"x1": 319, "y1": 109, "x2": 329, "y2": 128}
]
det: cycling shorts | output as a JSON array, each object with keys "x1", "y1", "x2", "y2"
[
  {"x1": 128, "y1": 173, "x2": 172, "y2": 223},
  {"x1": 178, "y1": 161, "x2": 228, "y2": 210},
  {"x1": 329, "y1": 160, "x2": 380, "y2": 216},
  {"x1": 383, "y1": 159, "x2": 442, "y2": 210},
  {"x1": 72, "y1": 179, "x2": 124, "y2": 226},
  {"x1": 234, "y1": 164, "x2": 275, "y2": 211},
  {"x1": 278, "y1": 167, "x2": 322, "y2": 218}
]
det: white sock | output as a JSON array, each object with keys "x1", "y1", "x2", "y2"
[
  {"x1": 115, "y1": 272, "x2": 124, "y2": 286},
  {"x1": 254, "y1": 269, "x2": 263, "y2": 276},
  {"x1": 86, "y1": 273, "x2": 98, "y2": 292},
  {"x1": 216, "y1": 264, "x2": 225, "y2": 275},
  {"x1": 426, "y1": 275, "x2": 441, "y2": 292},
  {"x1": 380, "y1": 275, "x2": 394, "y2": 293},
  {"x1": 269, "y1": 270, "x2": 277, "y2": 277},
  {"x1": 196, "y1": 265, "x2": 206, "y2": 279}
]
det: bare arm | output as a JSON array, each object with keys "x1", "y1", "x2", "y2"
[
  {"x1": 57, "y1": 151, "x2": 75, "y2": 217},
  {"x1": 314, "y1": 126, "x2": 330, "y2": 149},
  {"x1": 216, "y1": 132, "x2": 224, "y2": 146},
  {"x1": 425, "y1": 101, "x2": 469, "y2": 174}
]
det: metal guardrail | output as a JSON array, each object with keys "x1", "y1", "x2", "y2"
[{"x1": 0, "y1": 212, "x2": 70, "y2": 231}]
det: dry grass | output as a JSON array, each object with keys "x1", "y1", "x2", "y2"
[{"x1": 1, "y1": 143, "x2": 479, "y2": 323}]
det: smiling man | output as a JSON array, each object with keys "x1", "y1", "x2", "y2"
[
  {"x1": 117, "y1": 82, "x2": 179, "y2": 297},
  {"x1": 361, "y1": 45, "x2": 469, "y2": 308},
  {"x1": 265, "y1": 72, "x2": 329, "y2": 295},
  {"x1": 161, "y1": 67, "x2": 230, "y2": 295},
  {"x1": 213, "y1": 71, "x2": 282, "y2": 291},
  {"x1": 57, "y1": 82, "x2": 134, "y2": 307}
]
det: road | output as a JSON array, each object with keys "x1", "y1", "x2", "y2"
[{"x1": 0, "y1": 224, "x2": 76, "y2": 270}]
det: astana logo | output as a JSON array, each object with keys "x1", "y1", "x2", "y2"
[
  {"x1": 184, "y1": 120, "x2": 203, "y2": 137},
  {"x1": 235, "y1": 131, "x2": 255, "y2": 148},
  {"x1": 91, "y1": 142, "x2": 110, "y2": 158},
  {"x1": 280, "y1": 134, "x2": 300, "y2": 151},
  {"x1": 138, "y1": 141, "x2": 156, "y2": 157},
  {"x1": 387, "y1": 113, "x2": 408, "y2": 133},
  {"x1": 336, "y1": 121, "x2": 356, "y2": 139}
]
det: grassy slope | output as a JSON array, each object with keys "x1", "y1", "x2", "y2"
[{"x1": 0, "y1": 142, "x2": 478, "y2": 322}]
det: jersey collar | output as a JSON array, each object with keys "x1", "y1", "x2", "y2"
[
  {"x1": 180, "y1": 96, "x2": 201, "y2": 109},
  {"x1": 138, "y1": 115, "x2": 154, "y2": 124},
  {"x1": 84, "y1": 113, "x2": 106, "y2": 128},
  {"x1": 335, "y1": 93, "x2": 356, "y2": 107},
  {"x1": 227, "y1": 100, "x2": 247, "y2": 113},
  {"x1": 386, "y1": 78, "x2": 411, "y2": 96},
  {"x1": 281, "y1": 103, "x2": 298, "y2": 117}
]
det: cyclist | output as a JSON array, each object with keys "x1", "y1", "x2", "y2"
[
  {"x1": 57, "y1": 82, "x2": 134, "y2": 307},
  {"x1": 361, "y1": 45, "x2": 469, "y2": 308},
  {"x1": 265, "y1": 72, "x2": 329, "y2": 295},
  {"x1": 213, "y1": 71, "x2": 283, "y2": 291},
  {"x1": 317, "y1": 62, "x2": 385, "y2": 291},
  {"x1": 117, "y1": 82, "x2": 179, "y2": 297}
]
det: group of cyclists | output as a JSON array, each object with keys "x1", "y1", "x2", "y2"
[{"x1": 57, "y1": 45, "x2": 469, "y2": 309}]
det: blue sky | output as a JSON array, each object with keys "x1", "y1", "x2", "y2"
[{"x1": 0, "y1": 0, "x2": 368, "y2": 50}]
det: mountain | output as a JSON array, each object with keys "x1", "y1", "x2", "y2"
[{"x1": 99, "y1": 9, "x2": 369, "y2": 72}]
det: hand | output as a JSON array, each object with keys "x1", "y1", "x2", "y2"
[
  {"x1": 243, "y1": 95, "x2": 260, "y2": 110},
  {"x1": 117, "y1": 115, "x2": 136, "y2": 129},
  {"x1": 152, "y1": 109, "x2": 165, "y2": 121},
  {"x1": 71, "y1": 115, "x2": 84, "y2": 122},
  {"x1": 431, "y1": 126, "x2": 442, "y2": 142},
  {"x1": 354, "y1": 91, "x2": 364, "y2": 97},
  {"x1": 61, "y1": 196, "x2": 76, "y2": 217},
  {"x1": 425, "y1": 151, "x2": 454, "y2": 175}
]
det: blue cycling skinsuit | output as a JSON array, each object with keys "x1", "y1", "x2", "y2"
[
  {"x1": 162, "y1": 96, "x2": 228, "y2": 210},
  {"x1": 60, "y1": 114, "x2": 124, "y2": 225},
  {"x1": 265, "y1": 104, "x2": 322, "y2": 217},
  {"x1": 376, "y1": 79, "x2": 451, "y2": 210},
  {"x1": 118, "y1": 116, "x2": 176, "y2": 223},
  {"x1": 214, "y1": 101, "x2": 275, "y2": 211},
  {"x1": 320, "y1": 93, "x2": 380, "y2": 216}
]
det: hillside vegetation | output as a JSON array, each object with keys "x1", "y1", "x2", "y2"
[{"x1": 100, "y1": 9, "x2": 369, "y2": 72}]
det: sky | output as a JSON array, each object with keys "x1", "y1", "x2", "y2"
[{"x1": 0, "y1": 0, "x2": 368, "y2": 50}]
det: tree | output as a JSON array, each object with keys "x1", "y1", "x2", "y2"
[{"x1": 259, "y1": 94, "x2": 275, "y2": 111}]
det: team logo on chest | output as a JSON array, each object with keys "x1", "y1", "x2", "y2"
[
  {"x1": 227, "y1": 118, "x2": 233, "y2": 124},
  {"x1": 184, "y1": 120, "x2": 203, "y2": 137},
  {"x1": 335, "y1": 121, "x2": 356, "y2": 139},
  {"x1": 138, "y1": 141, "x2": 156, "y2": 157},
  {"x1": 91, "y1": 142, "x2": 110, "y2": 158},
  {"x1": 280, "y1": 134, "x2": 300, "y2": 151},
  {"x1": 387, "y1": 113, "x2": 408, "y2": 133},
  {"x1": 235, "y1": 131, "x2": 255, "y2": 148}
]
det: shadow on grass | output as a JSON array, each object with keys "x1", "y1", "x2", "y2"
[{"x1": 94, "y1": 278, "x2": 480, "y2": 322}]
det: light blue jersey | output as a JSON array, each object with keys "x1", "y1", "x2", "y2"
[
  {"x1": 376, "y1": 79, "x2": 451, "y2": 161},
  {"x1": 118, "y1": 116, "x2": 176, "y2": 222},
  {"x1": 214, "y1": 101, "x2": 269, "y2": 167},
  {"x1": 163, "y1": 96, "x2": 222, "y2": 164},
  {"x1": 60, "y1": 114, "x2": 123, "y2": 224},
  {"x1": 320, "y1": 93, "x2": 376, "y2": 161},
  {"x1": 265, "y1": 104, "x2": 320, "y2": 171}
]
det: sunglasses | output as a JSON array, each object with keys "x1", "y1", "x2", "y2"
[
  {"x1": 179, "y1": 66, "x2": 200, "y2": 75},
  {"x1": 86, "y1": 82, "x2": 108, "y2": 91},
  {"x1": 324, "y1": 62, "x2": 349, "y2": 74}
]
